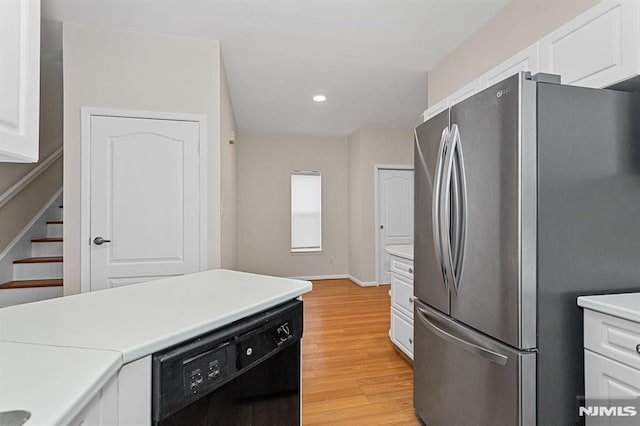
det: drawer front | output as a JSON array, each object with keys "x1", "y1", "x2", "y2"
[
  {"x1": 391, "y1": 274, "x2": 414, "y2": 318},
  {"x1": 585, "y1": 349, "x2": 640, "y2": 399},
  {"x1": 584, "y1": 309, "x2": 640, "y2": 370},
  {"x1": 391, "y1": 307, "x2": 414, "y2": 360},
  {"x1": 390, "y1": 256, "x2": 413, "y2": 280}
]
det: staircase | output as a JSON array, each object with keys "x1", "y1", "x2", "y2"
[{"x1": 0, "y1": 206, "x2": 64, "y2": 307}]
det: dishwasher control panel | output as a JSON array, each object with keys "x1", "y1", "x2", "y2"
[{"x1": 182, "y1": 343, "x2": 231, "y2": 396}]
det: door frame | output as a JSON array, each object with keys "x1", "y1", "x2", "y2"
[
  {"x1": 374, "y1": 164, "x2": 414, "y2": 285},
  {"x1": 79, "y1": 107, "x2": 207, "y2": 293}
]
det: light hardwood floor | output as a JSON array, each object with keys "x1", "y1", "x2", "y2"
[{"x1": 302, "y1": 279, "x2": 420, "y2": 425}]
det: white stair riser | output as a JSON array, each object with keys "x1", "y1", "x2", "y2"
[
  {"x1": 0, "y1": 287, "x2": 63, "y2": 308},
  {"x1": 32, "y1": 242, "x2": 63, "y2": 257},
  {"x1": 47, "y1": 223, "x2": 63, "y2": 238},
  {"x1": 13, "y1": 262, "x2": 63, "y2": 280}
]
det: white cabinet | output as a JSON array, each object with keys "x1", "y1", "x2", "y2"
[
  {"x1": 540, "y1": 0, "x2": 640, "y2": 88},
  {"x1": 482, "y1": 42, "x2": 540, "y2": 88},
  {"x1": 0, "y1": 0, "x2": 40, "y2": 162},
  {"x1": 69, "y1": 356, "x2": 151, "y2": 426},
  {"x1": 69, "y1": 376, "x2": 118, "y2": 426},
  {"x1": 421, "y1": 79, "x2": 481, "y2": 123},
  {"x1": 421, "y1": 98, "x2": 448, "y2": 122},
  {"x1": 388, "y1": 251, "x2": 414, "y2": 360},
  {"x1": 583, "y1": 309, "x2": 640, "y2": 403},
  {"x1": 448, "y1": 78, "x2": 482, "y2": 107}
]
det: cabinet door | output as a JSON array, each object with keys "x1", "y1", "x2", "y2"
[
  {"x1": 390, "y1": 307, "x2": 413, "y2": 359},
  {"x1": 448, "y1": 78, "x2": 482, "y2": 107},
  {"x1": 540, "y1": 0, "x2": 640, "y2": 88},
  {"x1": 391, "y1": 273, "x2": 414, "y2": 318},
  {"x1": 482, "y1": 43, "x2": 540, "y2": 88},
  {"x1": 0, "y1": 0, "x2": 40, "y2": 162},
  {"x1": 585, "y1": 350, "x2": 640, "y2": 397},
  {"x1": 68, "y1": 375, "x2": 118, "y2": 426},
  {"x1": 421, "y1": 98, "x2": 449, "y2": 122}
]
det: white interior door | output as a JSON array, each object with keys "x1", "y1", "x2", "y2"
[
  {"x1": 89, "y1": 115, "x2": 200, "y2": 291},
  {"x1": 378, "y1": 169, "x2": 414, "y2": 284}
]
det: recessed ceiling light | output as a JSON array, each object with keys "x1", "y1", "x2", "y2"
[{"x1": 313, "y1": 95, "x2": 327, "y2": 102}]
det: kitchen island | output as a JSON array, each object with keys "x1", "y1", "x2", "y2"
[{"x1": 0, "y1": 269, "x2": 312, "y2": 424}]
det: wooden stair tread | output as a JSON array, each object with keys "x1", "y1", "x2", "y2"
[
  {"x1": 13, "y1": 256, "x2": 63, "y2": 264},
  {"x1": 31, "y1": 238, "x2": 63, "y2": 243},
  {"x1": 0, "y1": 279, "x2": 63, "y2": 289},
  {"x1": 46, "y1": 220, "x2": 63, "y2": 224}
]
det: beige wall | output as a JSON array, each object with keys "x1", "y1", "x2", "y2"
[
  {"x1": 428, "y1": 0, "x2": 599, "y2": 105},
  {"x1": 63, "y1": 24, "x2": 223, "y2": 295},
  {"x1": 347, "y1": 127, "x2": 414, "y2": 284},
  {"x1": 0, "y1": 22, "x2": 63, "y2": 256},
  {"x1": 220, "y1": 60, "x2": 238, "y2": 270},
  {"x1": 236, "y1": 132, "x2": 348, "y2": 278}
]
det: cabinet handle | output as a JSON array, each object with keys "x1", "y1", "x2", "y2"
[
  {"x1": 408, "y1": 267, "x2": 413, "y2": 274},
  {"x1": 409, "y1": 297, "x2": 413, "y2": 304},
  {"x1": 409, "y1": 338, "x2": 413, "y2": 345},
  {"x1": 636, "y1": 344, "x2": 640, "y2": 354}
]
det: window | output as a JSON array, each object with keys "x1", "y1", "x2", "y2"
[{"x1": 291, "y1": 171, "x2": 322, "y2": 252}]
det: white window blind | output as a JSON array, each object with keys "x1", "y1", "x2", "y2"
[{"x1": 291, "y1": 171, "x2": 322, "y2": 252}]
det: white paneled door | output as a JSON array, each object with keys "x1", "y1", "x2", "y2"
[
  {"x1": 377, "y1": 169, "x2": 414, "y2": 284},
  {"x1": 89, "y1": 116, "x2": 200, "y2": 291}
]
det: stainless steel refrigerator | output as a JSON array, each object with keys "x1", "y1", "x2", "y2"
[{"x1": 413, "y1": 72, "x2": 640, "y2": 426}]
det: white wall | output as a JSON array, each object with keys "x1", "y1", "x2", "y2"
[
  {"x1": 63, "y1": 24, "x2": 223, "y2": 295},
  {"x1": 236, "y1": 132, "x2": 348, "y2": 278},
  {"x1": 220, "y1": 59, "x2": 238, "y2": 270},
  {"x1": 347, "y1": 127, "x2": 414, "y2": 284},
  {"x1": 428, "y1": 0, "x2": 599, "y2": 105}
]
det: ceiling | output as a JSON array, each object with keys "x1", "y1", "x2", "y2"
[{"x1": 43, "y1": 0, "x2": 509, "y2": 136}]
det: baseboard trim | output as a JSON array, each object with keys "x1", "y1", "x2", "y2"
[
  {"x1": 348, "y1": 275, "x2": 378, "y2": 287},
  {"x1": 289, "y1": 274, "x2": 348, "y2": 281}
]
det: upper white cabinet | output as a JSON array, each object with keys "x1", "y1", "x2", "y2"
[
  {"x1": 0, "y1": 0, "x2": 40, "y2": 163},
  {"x1": 448, "y1": 78, "x2": 482, "y2": 106},
  {"x1": 482, "y1": 42, "x2": 540, "y2": 88},
  {"x1": 421, "y1": 78, "x2": 482, "y2": 122},
  {"x1": 421, "y1": 97, "x2": 448, "y2": 122},
  {"x1": 540, "y1": 0, "x2": 640, "y2": 88}
]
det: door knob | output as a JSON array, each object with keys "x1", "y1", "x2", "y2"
[{"x1": 93, "y1": 236, "x2": 112, "y2": 245}]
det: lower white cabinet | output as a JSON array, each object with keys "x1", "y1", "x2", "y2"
[
  {"x1": 585, "y1": 350, "x2": 640, "y2": 399},
  {"x1": 388, "y1": 252, "x2": 414, "y2": 360},
  {"x1": 583, "y1": 308, "x2": 640, "y2": 415},
  {"x1": 69, "y1": 376, "x2": 118, "y2": 426},
  {"x1": 391, "y1": 307, "x2": 414, "y2": 359},
  {"x1": 69, "y1": 356, "x2": 151, "y2": 425}
]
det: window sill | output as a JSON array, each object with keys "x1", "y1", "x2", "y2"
[{"x1": 290, "y1": 249, "x2": 323, "y2": 255}]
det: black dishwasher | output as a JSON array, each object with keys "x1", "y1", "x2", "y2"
[{"x1": 152, "y1": 299, "x2": 303, "y2": 426}]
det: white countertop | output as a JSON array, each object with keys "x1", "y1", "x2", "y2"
[
  {"x1": 0, "y1": 342, "x2": 121, "y2": 425},
  {"x1": 385, "y1": 244, "x2": 414, "y2": 261},
  {"x1": 578, "y1": 292, "x2": 640, "y2": 323},
  {"x1": 0, "y1": 269, "x2": 312, "y2": 424},
  {"x1": 0, "y1": 269, "x2": 312, "y2": 363}
]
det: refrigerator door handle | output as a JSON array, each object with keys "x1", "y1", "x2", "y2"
[
  {"x1": 451, "y1": 124, "x2": 467, "y2": 293},
  {"x1": 439, "y1": 126, "x2": 457, "y2": 293},
  {"x1": 416, "y1": 305, "x2": 509, "y2": 366},
  {"x1": 432, "y1": 126, "x2": 449, "y2": 286}
]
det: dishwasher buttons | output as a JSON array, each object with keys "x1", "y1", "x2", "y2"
[{"x1": 208, "y1": 364, "x2": 221, "y2": 380}]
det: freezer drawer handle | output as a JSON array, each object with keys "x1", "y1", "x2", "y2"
[
  {"x1": 416, "y1": 306, "x2": 508, "y2": 366},
  {"x1": 636, "y1": 344, "x2": 640, "y2": 354}
]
